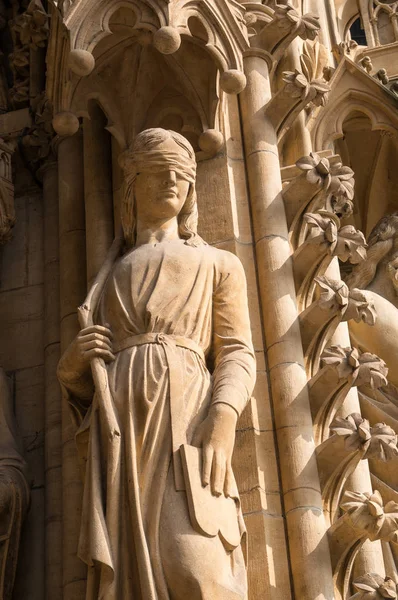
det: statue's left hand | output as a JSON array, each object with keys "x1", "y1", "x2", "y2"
[{"x1": 192, "y1": 403, "x2": 237, "y2": 498}]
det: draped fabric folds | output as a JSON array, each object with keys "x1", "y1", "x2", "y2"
[{"x1": 59, "y1": 240, "x2": 256, "y2": 599}]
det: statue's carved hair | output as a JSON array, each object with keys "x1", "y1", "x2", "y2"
[
  {"x1": 346, "y1": 213, "x2": 398, "y2": 289},
  {"x1": 120, "y1": 128, "x2": 205, "y2": 248}
]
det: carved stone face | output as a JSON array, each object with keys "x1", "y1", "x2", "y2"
[{"x1": 134, "y1": 138, "x2": 191, "y2": 224}]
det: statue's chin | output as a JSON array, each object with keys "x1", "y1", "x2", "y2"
[{"x1": 349, "y1": 290, "x2": 398, "y2": 388}]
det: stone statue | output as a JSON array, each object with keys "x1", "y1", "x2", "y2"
[
  {"x1": 57, "y1": 128, "x2": 256, "y2": 599},
  {"x1": 346, "y1": 213, "x2": 398, "y2": 388},
  {"x1": 0, "y1": 367, "x2": 30, "y2": 600}
]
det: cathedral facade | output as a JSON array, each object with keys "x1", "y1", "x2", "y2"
[{"x1": 1, "y1": 1, "x2": 398, "y2": 598}]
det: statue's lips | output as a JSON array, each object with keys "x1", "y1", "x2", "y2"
[{"x1": 160, "y1": 189, "x2": 178, "y2": 199}]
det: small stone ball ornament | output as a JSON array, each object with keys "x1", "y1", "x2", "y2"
[
  {"x1": 199, "y1": 130, "x2": 224, "y2": 156},
  {"x1": 68, "y1": 49, "x2": 95, "y2": 77},
  {"x1": 220, "y1": 69, "x2": 247, "y2": 94},
  {"x1": 52, "y1": 112, "x2": 80, "y2": 137},
  {"x1": 153, "y1": 26, "x2": 181, "y2": 54}
]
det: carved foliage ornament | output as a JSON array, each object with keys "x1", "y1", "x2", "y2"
[
  {"x1": 274, "y1": 5, "x2": 320, "y2": 41},
  {"x1": 282, "y1": 69, "x2": 330, "y2": 107},
  {"x1": 315, "y1": 276, "x2": 377, "y2": 324},
  {"x1": 330, "y1": 413, "x2": 398, "y2": 461},
  {"x1": 9, "y1": 0, "x2": 48, "y2": 107},
  {"x1": 304, "y1": 212, "x2": 367, "y2": 264},
  {"x1": 321, "y1": 346, "x2": 388, "y2": 389},
  {"x1": 296, "y1": 153, "x2": 354, "y2": 202},
  {"x1": 13, "y1": 0, "x2": 48, "y2": 48},
  {"x1": 349, "y1": 574, "x2": 397, "y2": 600},
  {"x1": 341, "y1": 490, "x2": 398, "y2": 543}
]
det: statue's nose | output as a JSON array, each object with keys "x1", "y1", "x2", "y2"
[{"x1": 164, "y1": 170, "x2": 176, "y2": 185}]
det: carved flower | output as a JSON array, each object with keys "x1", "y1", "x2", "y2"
[
  {"x1": 275, "y1": 5, "x2": 300, "y2": 29},
  {"x1": 345, "y1": 288, "x2": 377, "y2": 326},
  {"x1": 331, "y1": 195, "x2": 354, "y2": 219},
  {"x1": 304, "y1": 212, "x2": 366, "y2": 263},
  {"x1": 341, "y1": 490, "x2": 398, "y2": 543},
  {"x1": 321, "y1": 346, "x2": 388, "y2": 389},
  {"x1": 296, "y1": 153, "x2": 332, "y2": 186},
  {"x1": 334, "y1": 225, "x2": 367, "y2": 264},
  {"x1": 296, "y1": 154, "x2": 355, "y2": 202},
  {"x1": 349, "y1": 574, "x2": 398, "y2": 600},
  {"x1": 330, "y1": 414, "x2": 398, "y2": 461},
  {"x1": 283, "y1": 69, "x2": 310, "y2": 99},
  {"x1": 304, "y1": 211, "x2": 339, "y2": 250},
  {"x1": 310, "y1": 78, "x2": 331, "y2": 106},
  {"x1": 298, "y1": 13, "x2": 321, "y2": 41},
  {"x1": 282, "y1": 71, "x2": 329, "y2": 106},
  {"x1": 315, "y1": 276, "x2": 349, "y2": 312},
  {"x1": 331, "y1": 413, "x2": 371, "y2": 452}
]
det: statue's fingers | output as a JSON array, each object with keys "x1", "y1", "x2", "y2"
[
  {"x1": 202, "y1": 445, "x2": 214, "y2": 487},
  {"x1": 86, "y1": 348, "x2": 116, "y2": 362},
  {"x1": 224, "y1": 464, "x2": 235, "y2": 498},
  {"x1": 81, "y1": 339, "x2": 113, "y2": 352},
  {"x1": 80, "y1": 325, "x2": 113, "y2": 338},
  {"x1": 212, "y1": 451, "x2": 226, "y2": 497},
  {"x1": 81, "y1": 332, "x2": 113, "y2": 342}
]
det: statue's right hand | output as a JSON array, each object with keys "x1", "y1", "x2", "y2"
[
  {"x1": 58, "y1": 325, "x2": 115, "y2": 380},
  {"x1": 75, "y1": 325, "x2": 115, "y2": 364}
]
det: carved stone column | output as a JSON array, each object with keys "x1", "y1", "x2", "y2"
[
  {"x1": 57, "y1": 129, "x2": 87, "y2": 600},
  {"x1": 240, "y1": 50, "x2": 335, "y2": 599},
  {"x1": 40, "y1": 158, "x2": 62, "y2": 600},
  {"x1": 83, "y1": 102, "x2": 114, "y2": 285}
]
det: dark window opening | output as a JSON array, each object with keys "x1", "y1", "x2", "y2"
[{"x1": 350, "y1": 17, "x2": 367, "y2": 45}]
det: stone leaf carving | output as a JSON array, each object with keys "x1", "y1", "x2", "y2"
[
  {"x1": 345, "y1": 288, "x2": 377, "y2": 325},
  {"x1": 252, "y1": 5, "x2": 320, "y2": 59},
  {"x1": 349, "y1": 574, "x2": 397, "y2": 600},
  {"x1": 330, "y1": 413, "x2": 398, "y2": 461},
  {"x1": 300, "y1": 39, "x2": 330, "y2": 82},
  {"x1": 265, "y1": 67, "x2": 330, "y2": 141},
  {"x1": 296, "y1": 153, "x2": 354, "y2": 218},
  {"x1": 315, "y1": 276, "x2": 377, "y2": 325},
  {"x1": 8, "y1": 0, "x2": 48, "y2": 107},
  {"x1": 321, "y1": 346, "x2": 388, "y2": 389},
  {"x1": 282, "y1": 69, "x2": 330, "y2": 107},
  {"x1": 274, "y1": 5, "x2": 320, "y2": 40},
  {"x1": 341, "y1": 490, "x2": 398, "y2": 543},
  {"x1": 316, "y1": 276, "x2": 349, "y2": 313},
  {"x1": 13, "y1": 0, "x2": 48, "y2": 49},
  {"x1": 304, "y1": 212, "x2": 367, "y2": 264}
]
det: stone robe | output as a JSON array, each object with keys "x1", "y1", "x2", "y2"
[{"x1": 60, "y1": 239, "x2": 256, "y2": 600}]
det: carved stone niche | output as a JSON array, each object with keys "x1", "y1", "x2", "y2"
[
  {"x1": 0, "y1": 139, "x2": 14, "y2": 244},
  {"x1": 0, "y1": 368, "x2": 30, "y2": 600}
]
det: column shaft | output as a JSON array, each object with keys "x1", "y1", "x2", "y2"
[
  {"x1": 83, "y1": 104, "x2": 114, "y2": 284},
  {"x1": 58, "y1": 131, "x2": 87, "y2": 600},
  {"x1": 42, "y1": 160, "x2": 63, "y2": 599},
  {"x1": 240, "y1": 53, "x2": 335, "y2": 599}
]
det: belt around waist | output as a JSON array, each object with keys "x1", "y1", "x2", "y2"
[
  {"x1": 112, "y1": 332, "x2": 205, "y2": 363},
  {"x1": 112, "y1": 331, "x2": 206, "y2": 491}
]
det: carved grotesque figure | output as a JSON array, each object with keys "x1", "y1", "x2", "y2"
[
  {"x1": 0, "y1": 367, "x2": 30, "y2": 599},
  {"x1": 57, "y1": 128, "x2": 256, "y2": 599},
  {"x1": 346, "y1": 213, "x2": 398, "y2": 388}
]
